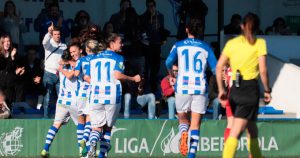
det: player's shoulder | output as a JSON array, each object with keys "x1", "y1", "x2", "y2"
[{"x1": 256, "y1": 37, "x2": 266, "y2": 45}]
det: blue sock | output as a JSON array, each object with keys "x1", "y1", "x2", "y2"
[
  {"x1": 77, "y1": 123, "x2": 85, "y2": 146},
  {"x1": 83, "y1": 122, "x2": 92, "y2": 143},
  {"x1": 179, "y1": 123, "x2": 189, "y2": 134},
  {"x1": 43, "y1": 126, "x2": 59, "y2": 151},
  {"x1": 99, "y1": 131, "x2": 111, "y2": 158},
  {"x1": 188, "y1": 130, "x2": 200, "y2": 158},
  {"x1": 89, "y1": 130, "x2": 101, "y2": 144}
]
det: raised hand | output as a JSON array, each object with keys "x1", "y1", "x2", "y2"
[{"x1": 133, "y1": 75, "x2": 141, "y2": 83}]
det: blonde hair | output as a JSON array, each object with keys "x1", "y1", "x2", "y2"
[{"x1": 0, "y1": 34, "x2": 12, "y2": 55}]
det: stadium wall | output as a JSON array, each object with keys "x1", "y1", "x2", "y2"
[{"x1": 0, "y1": 119, "x2": 300, "y2": 157}]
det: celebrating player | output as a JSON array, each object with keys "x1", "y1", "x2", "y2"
[{"x1": 84, "y1": 33, "x2": 140, "y2": 158}]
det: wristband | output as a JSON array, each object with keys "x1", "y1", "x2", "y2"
[{"x1": 264, "y1": 88, "x2": 272, "y2": 93}]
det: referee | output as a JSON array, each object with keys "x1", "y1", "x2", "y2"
[{"x1": 216, "y1": 13, "x2": 271, "y2": 158}]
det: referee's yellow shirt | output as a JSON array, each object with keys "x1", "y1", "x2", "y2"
[{"x1": 222, "y1": 35, "x2": 267, "y2": 80}]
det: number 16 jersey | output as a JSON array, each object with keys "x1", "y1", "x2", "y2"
[{"x1": 166, "y1": 38, "x2": 217, "y2": 95}]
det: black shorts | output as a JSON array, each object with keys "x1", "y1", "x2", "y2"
[{"x1": 229, "y1": 79, "x2": 259, "y2": 121}]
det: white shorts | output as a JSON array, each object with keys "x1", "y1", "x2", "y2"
[
  {"x1": 175, "y1": 94, "x2": 208, "y2": 114},
  {"x1": 89, "y1": 103, "x2": 121, "y2": 128},
  {"x1": 77, "y1": 96, "x2": 90, "y2": 115},
  {"x1": 54, "y1": 104, "x2": 78, "y2": 125}
]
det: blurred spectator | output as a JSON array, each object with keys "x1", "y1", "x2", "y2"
[
  {"x1": 42, "y1": 24, "x2": 67, "y2": 118},
  {"x1": 224, "y1": 14, "x2": 242, "y2": 35},
  {"x1": 177, "y1": 0, "x2": 208, "y2": 40},
  {"x1": 102, "y1": 21, "x2": 115, "y2": 38},
  {"x1": 161, "y1": 64, "x2": 177, "y2": 119},
  {"x1": 209, "y1": 75, "x2": 222, "y2": 120},
  {"x1": 0, "y1": 89, "x2": 10, "y2": 119},
  {"x1": 109, "y1": 0, "x2": 131, "y2": 33},
  {"x1": 123, "y1": 78, "x2": 156, "y2": 119},
  {"x1": 35, "y1": 3, "x2": 69, "y2": 44},
  {"x1": 0, "y1": 0, "x2": 27, "y2": 55},
  {"x1": 120, "y1": 7, "x2": 146, "y2": 58},
  {"x1": 71, "y1": 10, "x2": 91, "y2": 39},
  {"x1": 22, "y1": 46, "x2": 44, "y2": 108},
  {"x1": 141, "y1": 0, "x2": 169, "y2": 94},
  {"x1": 0, "y1": 34, "x2": 19, "y2": 109},
  {"x1": 265, "y1": 17, "x2": 291, "y2": 35},
  {"x1": 122, "y1": 53, "x2": 156, "y2": 119},
  {"x1": 79, "y1": 24, "x2": 102, "y2": 44}
]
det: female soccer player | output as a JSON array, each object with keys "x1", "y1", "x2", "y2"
[{"x1": 166, "y1": 18, "x2": 217, "y2": 158}]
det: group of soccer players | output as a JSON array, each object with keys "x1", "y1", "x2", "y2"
[
  {"x1": 40, "y1": 12, "x2": 271, "y2": 158},
  {"x1": 40, "y1": 23, "x2": 140, "y2": 158}
]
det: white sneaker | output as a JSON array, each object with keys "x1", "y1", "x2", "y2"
[{"x1": 37, "y1": 95, "x2": 43, "y2": 109}]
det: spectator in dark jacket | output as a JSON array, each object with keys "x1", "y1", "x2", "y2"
[
  {"x1": 141, "y1": 0, "x2": 168, "y2": 94},
  {"x1": 0, "y1": 34, "x2": 20, "y2": 109}
]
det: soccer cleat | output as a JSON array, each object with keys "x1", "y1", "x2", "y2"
[
  {"x1": 98, "y1": 142, "x2": 111, "y2": 158},
  {"x1": 179, "y1": 131, "x2": 188, "y2": 156},
  {"x1": 80, "y1": 140, "x2": 88, "y2": 157},
  {"x1": 40, "y1": 149, "x2": 49, "y2": 158},
  {"x1": 88, "y1": 141, "x2": 97, "y2": 158}
]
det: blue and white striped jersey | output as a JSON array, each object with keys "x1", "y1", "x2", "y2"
[
  {"x1": 75, "y1": 54, "x2": 94, "y2": 97},
  {"x1": 166, "y1": 38, "x2": 217, "y2": 95},
  {"x1": 86, "y1": 50, "x2": 124, "y2": 105},
  {"x1": 57, "y1": 65, "x2": 79, "y2": 106}
]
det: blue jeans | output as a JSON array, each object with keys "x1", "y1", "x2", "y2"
[
  {"x1": 124, "y1": 93, "x2": 156, "y2": 119},
  {"x1": 212, "y1": 98, "x2": 221, "y2": 120},
  {"x1": 42, "y1": 71, "x2": 60, "y2": 118},
  {"x1": 167, "y1": 96, "x2": 176, "y2": 119}
]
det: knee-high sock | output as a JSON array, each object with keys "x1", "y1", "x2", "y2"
[
  {"x1": 83, "y1": 122, "x2": 92, "y2": 142},
  {"x1": 99, "y1": 131, "x2": 111, "y2": 158},
  {"x1": 188, "y1": 130, "x2": 200, "y2": 158},
  {"x1": 224, "y1": 128, "x2": 231, "y2": 142},
  {"x1": 90, "y1": 130, "x2": 101, "y2": 144},
  {"x1": 248, "y1": 138, "x2": 262, "y2": 158},
  {"x1": 223, "y1": 137, "x2": 238, "y2": 158},
  {"x1": 179, "y1": 123, "x2": 189, "y2": 134},
  {"x1": 77, "y1": 123, "x2": 85, "y2": 146},
  {"x1": 43, "y1": 126, "x2": 59, "y2": 151}
]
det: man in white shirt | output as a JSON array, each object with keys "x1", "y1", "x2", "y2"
[{"x1": 42, "y1": 23, "x2": 67, "y2": 118}]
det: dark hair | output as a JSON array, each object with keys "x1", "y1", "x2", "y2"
[
  {"x1": 0, "y1": 88, "x2": 4, "y2": 96},
  {"x1": 69, "y1": 42, "x2": 82, "y2": 50},
  {"x1": 4, "y1": 0, "x2": 17, "y2": 17},
  {"x1": 105, "y1": 33, "x2": 120, "y2": 48},
  {"x1": 231, "y1": 14, "x2": 242, "y2": 23},
  {"x1": 49, "y1": 3, "x2": 59, "y2": 10},
  {"x1": 186, "y1": 18, "x2": 203, "y2": 38},
  {"x1": 146, "y1": 0, "x2": 156, "y2": 7},
  {"x1": 74, "y1": 10, "x2": 90, "y2": 25},
  {"x1": 273, "y1": 17, "x2": 286, "y2": 27},
  {"x1": 61, "y1": 50, "x2": 72, "y2": 62},
  {"x1": 242, "y1": 12, "x2": 260, "y2": 34},
  {"x1": 120, "y1": 0, "x2": 131, "y2": 7},
  {"x1": 53, "y1": 26, "x2": 61, "y2": 32},
  {"x1": 103, "y1": 21, "x2": 114, "y2": 33}
]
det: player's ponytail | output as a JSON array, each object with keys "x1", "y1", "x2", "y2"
[
  {"x1": 242, "y1": 12, "x2": 260, "y2": 35},
  {"x1": 85, "y1": 39, "x2": 99, "y2": 54},
  {"x1": 105, "y1": 33, "x2": 120, "y2": 49}
]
